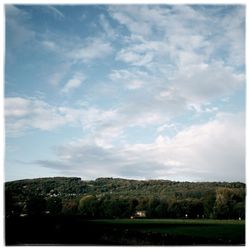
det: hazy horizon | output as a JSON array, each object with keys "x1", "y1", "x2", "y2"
[
  {"x1": 5, "y1": 4, "x2": 245, "y2": 182},
  {"x1": 5, "y1": 176, "x2": 246, "y2": 184}
]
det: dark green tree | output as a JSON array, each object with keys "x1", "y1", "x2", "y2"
[
  {"x1": 47, "y1": 197, "x2": 62, "y2": 215},
  {"x1": 203, "y1": 191, "x2": 216, "y2": 218},
  {"x1": 25, "y1": 195, "x2": 46, "y2": 216},
  {"x1": 62, "y1": 199, "x2": 79, "y2": 215},
  {"x1": 5, "y1": 190, "x2": 24, "y2": 217},
  {"x1": 78, "y1": 195, "x2": 98, "y2": 218},
  {"x1": 214, "y1": 187, "x2": 241, "y2": 219},
  {"x1": 146, "y1": 198, "x2": 161, "y2": 218},
  {"x1": 232, "y1": 202, "x2": 245, "y2": 219},
  {"x1": 155, "y1": 200, "x2": 169, "y2": 218}
]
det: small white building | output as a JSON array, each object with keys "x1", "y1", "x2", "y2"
[
  {"x1": 20, "y1": 213, "x2": 28, "y2": 217},
  {"x1": 135, "y1": 210, "x2": 146, "y2": 218}
]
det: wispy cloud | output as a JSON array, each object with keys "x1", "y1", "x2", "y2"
[
  {"x1": 99, "y1": 13, "x2": 116, "y2": 38},
  {"x1": 45, "y1": 5, "x2": 65, "y2": 19},
  {"x1": 61, "y1": 72, "x2": 86, "y2": 94},
  {"x1": 169, "y1": 62, "x2": 244, "y2": 104},
  {"x1": 108, "y1": 5, "x2": 167, "y2": 37},
  {"x1": 68, "y1": 37, "x2": 113, "y2": 63},
  {"x1": 42, "y1": 40, "x2": 57, "y2": 50},
  {"x1": 109, "y1": 69, "x2": 148, "y2": 90},
  {"x1": 5, "y1": 97, "x2": 118, "y2": 137},
  {"x1": 5, "y1": 97, "x2": 75, "y2": 135},
  {"x1": 36, "y1": 112, "x2": 245, "y2": 181},
  {"x1": 5, "y1": 5, "x2": 35, "y2": 48},
  {"x1": 48, "y1": 64, "x2": 71, "y2": 87}
]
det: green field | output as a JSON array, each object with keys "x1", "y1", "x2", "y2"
[
  {"x1": 6, "y1": 216, "x2": 245, "y2": 245},
  {"x1": 92, "y1": 218, "x2": 245, "y2": 225},
  {"x1": 90, "y1": 218, "x2": 245, "y2": 245}
]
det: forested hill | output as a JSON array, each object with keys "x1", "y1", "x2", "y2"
[
  {"x1": 5, "y1": 177, "x2": 245, "y2": 219},
  {"x1": 5, "y1": 177, "x2": 245, "y2": 198}
]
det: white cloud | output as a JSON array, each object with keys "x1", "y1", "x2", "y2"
[
  {"x1": 177, "y1": 50, "x2": 205, "y2": 67},
  {"x1": 49, "y1": 72, "x2": 65, "y2": 87},
  {"x1": 5, "y1": 97, "x2": 31, "y2": 117},
  {"x1": 5, "y1": 5, "x2": 27, "y2": 20},
  {"x1": 39, "y1": 33, "x2": 114, "y2": 69},
  {"x1": 109, "y1": 8, "x2": 150, "y2": 37},
  {"x1": 109, "y1": 69, "x2": 148, "y2": 90},
  {"x1": 157, "y1": 123, "x2": 178, "y2": 133},
  {"x1": 5, "y1": 5, "x2": 35, "y2": 48},
  {"x1": 110, "y1": 6, "x2": 210, "y2": 79},
  {"x1": 164, "y1": 112, "x2": 245, "y2": 181},
  {"x1": 207, "y1": 6, "x2": 245, "y2": 67},
  {"x1": 99, "y1": 14, "x2": 116, "y2": 38},
  {"x1": 93, "y1": 126, "x2": 124, "y2": 149},
  {"x1": 114, "y1": 36, "x2": 167, "y2": 69},
  {"x1": 171, "y1": 5, "x2": 206, "y2": 22},
  {"x1": 48, "y1": 64, "x2": 71, "y2": 87},
  {"x1": 5, "y1": 98, "x2": 75, "y2": 135},
  {"x1": 42, "y1": 40, "x2": 57, "y2": 50},
  {"x1": 111, "y1": 31, "x2": 244, "y2": 115},
  {"x1": 36, "y1": 112, "x2": 245, "y2": 182},
  {"x1": 61, "y1": 73, "x2": 86, "y2": 94},
  {"x1": 111, "y1": 4, "x2": 245, "y2": 78},
  {"x1": 171, "y1": 62, "x2": 244, "y2": 104},
  {"x1": 68, "y1": 38, "x2": 113, "y2": 62},
  {"x1": 116, "y1": 49, "x2": 154, "y2": 67},
  {"x1": 108, "y1": 5, "x2": 170, "y2": 38},
  {"x1": 5, "y1": 87, "x2": 186, "y2": 141},
  {"x1": 108, "y1": 5, "x2": 208, "y2": 48},
  {"x1": 127, "y1": 80, "x2": 144, "y2": 90},
  {"x1": 5, "y1": 97, "x2": 117, "y2": 137}
]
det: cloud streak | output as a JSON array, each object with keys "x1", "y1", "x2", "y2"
[
  {"x1": 61, "y1": 73, "x2": 86, "y2": 94},
  {"x1": 5, "y1": 97, "x2": 117, "y2": 136},
  {"x1": 35, "y1": 112, "x2": 245, "y2": 181},
  {"x1": 5, "y1": 5, "x2": 35, "y2": 48},
  {"x1": 46, "y1": 6, "x2": 65, "y2": 19},
  {"x1": 68, "y1": 37, "x2": 113, "y2": 63}
]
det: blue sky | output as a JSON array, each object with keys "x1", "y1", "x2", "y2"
[{"x1": 5, "y1": 4, "x2": 245, "y2": 182}]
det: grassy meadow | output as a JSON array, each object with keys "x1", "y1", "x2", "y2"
[
  {"x1": 90, "y1": 218, "x2": 245, "y2": 245},
  {"x1": 6, "y1": 216, "x2": 245, "y2": 245}
]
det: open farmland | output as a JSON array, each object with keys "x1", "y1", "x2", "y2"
[
  {"x1": 90, "y1": 218, "x2": 245, "y2": 245},
  {"x1": 6, "y1": 217, "x2": 245, "y2": 245}
]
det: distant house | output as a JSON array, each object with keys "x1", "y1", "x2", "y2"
[
  {"x1": 135, "y1": 210, "x2": 146, "y2": 218},
  {"x1": 20, "y1": 213, "x2": 28, "y2": 217}
]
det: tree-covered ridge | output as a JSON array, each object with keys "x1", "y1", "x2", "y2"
[{"x1": 5, "y1": 177, "x2": 245, "y2": 220}]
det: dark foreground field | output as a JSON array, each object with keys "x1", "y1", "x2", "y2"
[{"x1": 5, "y1": 216, "x2": 245, "y2": 245}]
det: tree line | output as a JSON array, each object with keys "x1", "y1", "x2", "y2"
[{"x1": 5, "y1": 177, "x2": 245, "y2": 220}]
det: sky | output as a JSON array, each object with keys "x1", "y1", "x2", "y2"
[{"x1": 4, "y1": 4, "x2": 246, "y2": 182}]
